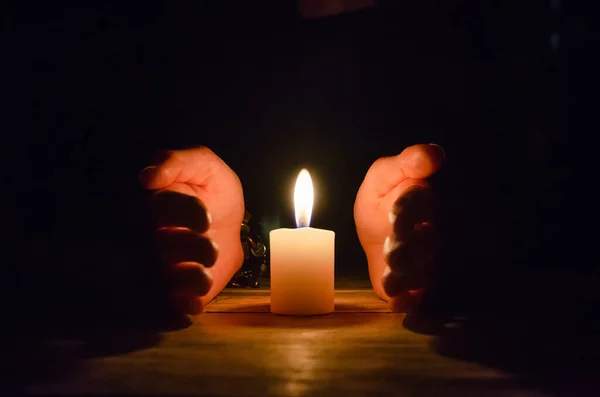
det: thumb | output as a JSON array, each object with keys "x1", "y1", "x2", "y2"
[
  {"x1": 362, "y1": 144, "x2": 445, "y2": 198},
  {"x1": 138, "y1": 147, "x2": 223, "y2": 190}
]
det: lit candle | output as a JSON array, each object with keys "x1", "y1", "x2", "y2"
[{"x1": 269, "y1": 169, "x2": 335, "y2": 315}]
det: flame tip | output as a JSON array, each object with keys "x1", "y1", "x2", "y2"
[{"x1": 294, "y1": 168, "x2": 314, "y2": 228}]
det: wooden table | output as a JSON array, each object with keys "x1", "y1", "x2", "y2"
[{"x1": 15, "y1": 286, "x2": 592, "y2": 396}]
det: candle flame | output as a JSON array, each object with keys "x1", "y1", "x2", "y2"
[{"x1": 294, "y1": 169, "x2": 313, "y2": 228}]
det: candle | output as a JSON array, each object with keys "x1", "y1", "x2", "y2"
[{"x1": 269, "y1": 169, "x2": 335, "y2": 315}]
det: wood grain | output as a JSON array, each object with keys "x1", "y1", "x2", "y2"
[
  {"x1": 22, "y1": 288, "x2": 542, "y2": 396},
  {"x1": 206, "y1": 289, "x2": 390, "y2": 313}
]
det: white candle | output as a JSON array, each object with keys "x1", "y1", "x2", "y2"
[{"x1": 270, "y1": 169, "x2": 335, "y2": 315}]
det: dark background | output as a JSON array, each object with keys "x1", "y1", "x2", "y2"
[{"x1": 2, "y1": 1, "x2": 591, "y2": 328}]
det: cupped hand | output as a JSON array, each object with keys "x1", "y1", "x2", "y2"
[
  {"x1": 139, "y1": 147, "x2": 245, "y2": 314},
  {"x1": 354, "y1": 144, "x2": 444, "y2": 312}
]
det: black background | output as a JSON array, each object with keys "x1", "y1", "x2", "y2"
[{"x1": 2, "y1": 1, "x2": 591, "y2": 328}]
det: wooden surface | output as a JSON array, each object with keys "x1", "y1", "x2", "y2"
[
  {"x1": 206, "y1": 289, "x2": 390, "y2": 313},
  {"x1": 19, "y1": 288, "x2": 570, "y2": 396}
]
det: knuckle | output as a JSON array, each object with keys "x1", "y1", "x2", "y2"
[
  {"x1": 195, "y1": 145, "x2": 213, "y2": 155},
  {"x1": 402, "y1": 145, "x2": 439, "y2": 178},
  {"x1": 386, "y1": 239, "x2": 415, "y2": 274},
  {"x1": 191, "y1": 145, "x2": 217, "y2": 160},
  {"x1": 154, "y1": 228, "x2": 217, "y2": 267},
  {"x1": 392, "y1": 186, "x2": 433, "y2": 236},
  {"x1": 367, "y1": 157, "x2": 388, "y2": 176},
  {"x1": 382, "y1": 268, "x2": 407, "y2": 297},
  {"x1": 383, "y1": 235, "x2": 401, "y2": 257}
]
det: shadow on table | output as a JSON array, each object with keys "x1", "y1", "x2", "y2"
[
  {"x1": 403, "y1": 272, "x2": 600, "y2": 397},
  {"x1": 0, "y1": 310, "x2": 192, "y2": 395}
]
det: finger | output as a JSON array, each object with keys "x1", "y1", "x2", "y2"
[
  {"x1": 139, "y1": 146, "x2": 226, "y2": 190},
  {"x1": 400, "y1": 143, "x2": 444, "y2": 179},
  {"x1": 389, "y1": 289, "x2": 423, "y2": 313},
  {"x1": 364, "y1": 144, "x2": 444, "y2": 198},
  {"x1": 155, "y1": 228, "x2": 218, "y2": 267},
  {"x1": 382, "y1": 266, "x2": 408, "y2": 297},
  {"x1": 384, "y1": 236, "x2": 415, "y2": 275},
  {"x1": 412, "y1": 221, "x2": 436, "y2": 258},
  {"x1": 150, "y1": 190, "x2": 210, "y2": 233},
  {"x1": 381, "y1": 266, "x2": 421, "y2": 297},
  {"x1": 389, "y1": 185, "x2": 434, "y2": 238},
  {"x1": 414, "y1": 220, "x2": 435, "y2": 235},
  {"x1": 172, "y1": 292, "x2": 204, "y2": 315},
  {"x1": 385, "y1": 232, "x2": 435, "y2": 283},
  {"x1": 385, "y1": 185, "x2": 436, "y2": 286},
  {"x1": 168, "y1": 262, "x2": 213, "y2": 296},
  {"x1": 389, "y1": 296, "x2": 407, "y2": 313}
]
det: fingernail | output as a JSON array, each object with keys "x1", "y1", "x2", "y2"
[
  {"x1": 414, "y1": 221, "x2": 433, "y2": 233},
  {"x1": 428, "y1": 144, "x2": 445, "y2": 161},
  {"x1": 138, "y1": 166, "x2": 157, "y2": 186}
]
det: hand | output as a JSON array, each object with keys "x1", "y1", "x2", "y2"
[
  {"x1": 354, "y1": 144, "x2": 444, "y2": 312},
  {"x1": 139, "y1": 147, "x2": 245, "y2": 314}
]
